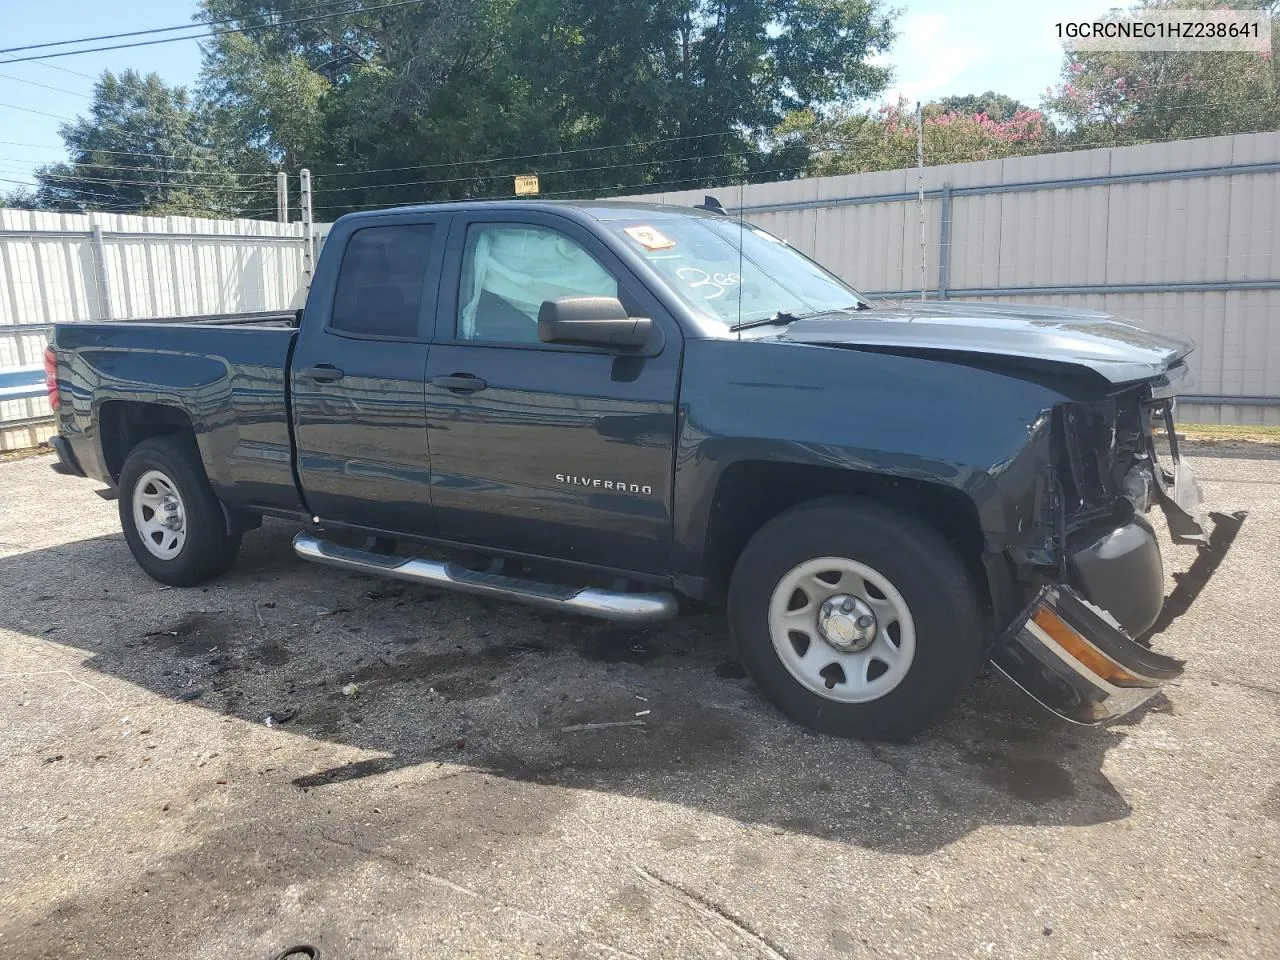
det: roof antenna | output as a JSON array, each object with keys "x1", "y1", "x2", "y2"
[
  {"x1": 736, "y1": 182, "x2": 744, "y2": 341},
  {"x1": 694, "y1": 194, "x2": 729, "y2": 216}
]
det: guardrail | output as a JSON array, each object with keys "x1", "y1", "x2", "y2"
[{"x1": 0, "y1": 366, "x2": 45, "y2": 402}]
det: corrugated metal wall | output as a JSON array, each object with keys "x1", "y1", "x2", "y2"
[
  {"x1": 621, "y1": 130, "x2": 1280, "y2": 425},
  {"x1": 0, "y1": 210, "x2": 306, "y2": 450}
]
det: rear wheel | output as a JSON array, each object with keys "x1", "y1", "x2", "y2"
[
  {"x1": 728, "y1": 497, "x2": 984, "y2": 740},
  {"x1": 118, "y1": 436, "x2": 241, "y2": 586}
]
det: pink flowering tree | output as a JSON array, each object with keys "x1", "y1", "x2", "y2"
[{"x1": 780, "y1": 95, "x2": 1053, "y2": 175}]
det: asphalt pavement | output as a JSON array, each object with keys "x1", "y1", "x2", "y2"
[{"x1": 0, "y1": 445, "x2": 1275, "y2": 960}]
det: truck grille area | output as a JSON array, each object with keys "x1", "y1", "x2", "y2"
[{"x1": 1053, "y1": 388, "x2": 1149, "y2": 534}]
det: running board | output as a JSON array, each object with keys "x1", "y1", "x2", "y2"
[{"x1": 293, "y1": 533, "x2": 678, "y2": 623}]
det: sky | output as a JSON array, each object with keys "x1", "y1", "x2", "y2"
[{"x1": 0, "y1": 1, "x2": 1123, "y2": 190}]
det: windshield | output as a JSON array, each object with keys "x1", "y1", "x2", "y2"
[{"x1": 606, "y1": 215, "x2": 867, "y2": 328}]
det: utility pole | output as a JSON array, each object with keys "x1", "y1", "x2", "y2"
[
  {"x1": 276, "y1": 171, "x2": 289, "y2": 224},
  {"x1": 916, "y1": 101, "x2": 926, "y2": 301},
  {"x1": 300, "y1": 168, "x2": 314, "y2": 283}
]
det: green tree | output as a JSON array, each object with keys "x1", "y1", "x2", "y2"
[
  {"x1": 195, "y1": 0, "x2": 897, "y2": 215},
  {"x1": 1042, "y1": 0, "x2": 1280, "y2": 145},
  {"x1": 0, "y1": 185, "x2": 40, "y2": 209},
  {"x1": 34, "y1": 70, "x2": 254, "y2": 215}
]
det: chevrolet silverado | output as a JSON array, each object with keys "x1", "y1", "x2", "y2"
[{"x1": 45, "y1": 198, "x2": 1211, "y2": 738}]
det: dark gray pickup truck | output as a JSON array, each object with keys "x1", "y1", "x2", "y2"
[{"x1": 45, "y1": 198, "x2": 1214, "y2": 738}]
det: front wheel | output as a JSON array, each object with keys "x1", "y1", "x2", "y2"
[
  {"x1": 728, "y1": 497, "x2": 985, "y2": 740},
  {"x1": 118, "y1": 435, "x2": 241, "y2": 587}
]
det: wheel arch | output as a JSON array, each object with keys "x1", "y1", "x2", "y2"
[
  {"x1": 700, "y1": 459, "x2": 991, "y2": 613},
  {"x1": 99, "y1": 400, "x2": 198, "y2": 482}
]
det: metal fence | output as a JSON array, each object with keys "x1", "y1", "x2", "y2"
[
  {"x1": 0, "y1": 209, "x2": 307, "y2": 450},
  {"x1": 3, "y1": 131, "x2": 1277, "y2": 451},
  {"x1": 622, "y1": 130, "x2": 1280, "y2": 426}
]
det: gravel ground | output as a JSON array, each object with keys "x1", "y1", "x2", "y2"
[{"x1": 0, "y1": 446, "x2": 1275, "y2": 960}]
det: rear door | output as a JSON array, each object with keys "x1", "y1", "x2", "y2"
[
  {"x1": 290, "y1": 214, "x2": 448, "y2": 535},
  {"x1": 423, "y1": 210, "x2": 682, "y2": 575}
]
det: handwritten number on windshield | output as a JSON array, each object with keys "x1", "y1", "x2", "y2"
[{"x1": 676, "y1": 267, "x2": 741, "y2": 300}]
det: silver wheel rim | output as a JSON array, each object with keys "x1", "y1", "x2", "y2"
[
  {"x1": 767, "y1": 556, "x2": 916, "y2": 703},
  {"x1": 132, "y1": 469, "x2": 187, "y2": 560}
]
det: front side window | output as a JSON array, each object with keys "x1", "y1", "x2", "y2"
[
  {"x1": 457, "y1": 224, "x2": 619, "y2": 342},
  {"x1": 331, "y1": 224, "x2": 435, "y2": 338},
  {"x1": 606, "y1": 216, "x2": 865, "y2": 329}
]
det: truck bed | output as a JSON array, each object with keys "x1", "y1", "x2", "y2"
[
  {"x1": 119, "y1": 310, "x2": 299, "y2": 328},
  {"x1": 50, "y1": 316, "x2": 304, "y2": 516}
]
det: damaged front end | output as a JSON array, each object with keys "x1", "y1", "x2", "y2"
[{"x1": 990, "y1": 373, "x2": 1227, "y2": 724}]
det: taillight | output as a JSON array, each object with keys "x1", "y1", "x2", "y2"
[{"x1": 43, "y1": 345, "x2": 60, "y2": 410}]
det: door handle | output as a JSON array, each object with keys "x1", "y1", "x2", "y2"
[
  {"x1": 301, "y1": 364, "x2": 344, "y2": 383},
  {"x1": 431, "y1": 374, "x2": 487, "y2": 393}
]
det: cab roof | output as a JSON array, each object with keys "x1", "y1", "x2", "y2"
[{"x1": 337, "y1": 198, "x2": 732, "y2": 226}]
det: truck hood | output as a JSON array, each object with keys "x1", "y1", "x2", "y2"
[{"x1": 779, "y1": 300, "x2": 1194, "y2": 384}]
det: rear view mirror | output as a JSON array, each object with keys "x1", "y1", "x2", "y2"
[{"x1": 537, "y1": 297, "x2": 652, "y2": 349}]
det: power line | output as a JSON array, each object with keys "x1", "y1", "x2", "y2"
[
  {"x1": 0, "y1": 175, "x2": 133, "y2": 208},
  {"x1": 0, "y1": 73, "x2": 92, "y2": 99},
  {"x1": 0, "y1": 0, "x2": 430, "y2": 65},
  {"x1": 0, "y1": 0, "x2": 367, "y2": 55},
  {"x1": 0, "y1": 167, "x2": 270, "y2": 197},
  {"x1": 0, "y1": 129, "x2": 743, "y2": 183},
  {"x1": 308, "y1": 162, "x2": 813, "y2": 213},
  {"x1": 0, "y1": 54, "x2": 95, "y2": 81},
  {"x1": 0, "y1": 101, "x2": 75, "y2": 122},
  {"x1": 0, "y1": 155, "x2": 273, "y2": 181},
  {"x1": 318, "y1": 130, "x2": 741, "y2": 180},
  {"x1": 34, "y1": 170, "x2": 273, "y2": 194},
  {"x1": 0, "y1": 139, "x2": 249, "y2": 165},
  {"x1": 311, "y1": 146, "x2": 756, "y2": 195}
]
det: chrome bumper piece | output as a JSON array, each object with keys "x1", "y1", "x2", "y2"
[{"x1": 990, "y1": 584, "x2": 1184, "y2": 724}]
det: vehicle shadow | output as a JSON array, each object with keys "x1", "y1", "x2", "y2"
[{"x1": 3, "y1": 521, "x2": 1144, "y2": 858}]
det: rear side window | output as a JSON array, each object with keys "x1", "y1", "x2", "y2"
[{"x1": 331, "y1": 224, "x2": 435, "y2": 337}]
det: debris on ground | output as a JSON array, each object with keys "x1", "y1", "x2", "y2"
[
  {"x1": 263, "y1": 708, "x2": 297, "y2": 727},
  {"x1": 562, "y1": 719, "x2": 646, "y2": 732},
  {"x1": 340, "y1": 683, "x2": 359, "y2": 697}
]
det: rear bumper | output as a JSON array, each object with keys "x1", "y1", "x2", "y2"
[{"x1": 49, "y1": 435, "x2": 87, "y2": 478}]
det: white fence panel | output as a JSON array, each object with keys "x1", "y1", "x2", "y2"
[{"x1": 0, "y1": 210, "x2": 306, "y2": 450}]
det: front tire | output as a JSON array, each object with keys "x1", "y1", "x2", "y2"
[
  {"x1": 118, "y1": 435, "x2": 241, "y2": 587},
  {"x1": 728, "y1": 497, "x2": 984, "y2": 740}
]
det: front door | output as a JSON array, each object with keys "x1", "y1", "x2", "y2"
[
  {"x1": 423, "y1": 212, "x2": 682, "y2": 574},
  {"x1": 291, "y1": 215, "x2": 447, "y2": 536}
]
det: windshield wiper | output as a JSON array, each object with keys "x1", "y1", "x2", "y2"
[
  {"x1": 730, "y1": 310, "x2": 806, "y2": 332},
  {"x1": 730, "y1": 303, "x2": 869, "y2": 331}
]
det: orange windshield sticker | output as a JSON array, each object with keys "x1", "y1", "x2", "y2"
[{"x1": 624, "y1": 225, "x2": 677, "y2": 250}]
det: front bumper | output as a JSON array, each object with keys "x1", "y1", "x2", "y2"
[
  {"x1": 991, "y1": 582, "x2": 1185, "y2": 724},
  {"x1": 990, "y1": 400, "x2": 1220, "y2": 725}
]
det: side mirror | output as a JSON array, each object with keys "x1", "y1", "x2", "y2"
[{"x1": 537, "y1": 297, "x2": 652, "y2": 349}]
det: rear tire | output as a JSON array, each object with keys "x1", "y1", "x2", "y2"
[
  {"x1": 118, "y1": 435, "x2": 241, "y2": 587},
  {"x1": 727, "y1": 497, "x2": 984, "y2": 740}
]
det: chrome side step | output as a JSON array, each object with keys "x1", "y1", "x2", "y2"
[{"x1": 293, "y1": 533, "x2": 679, "y2": 623}]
